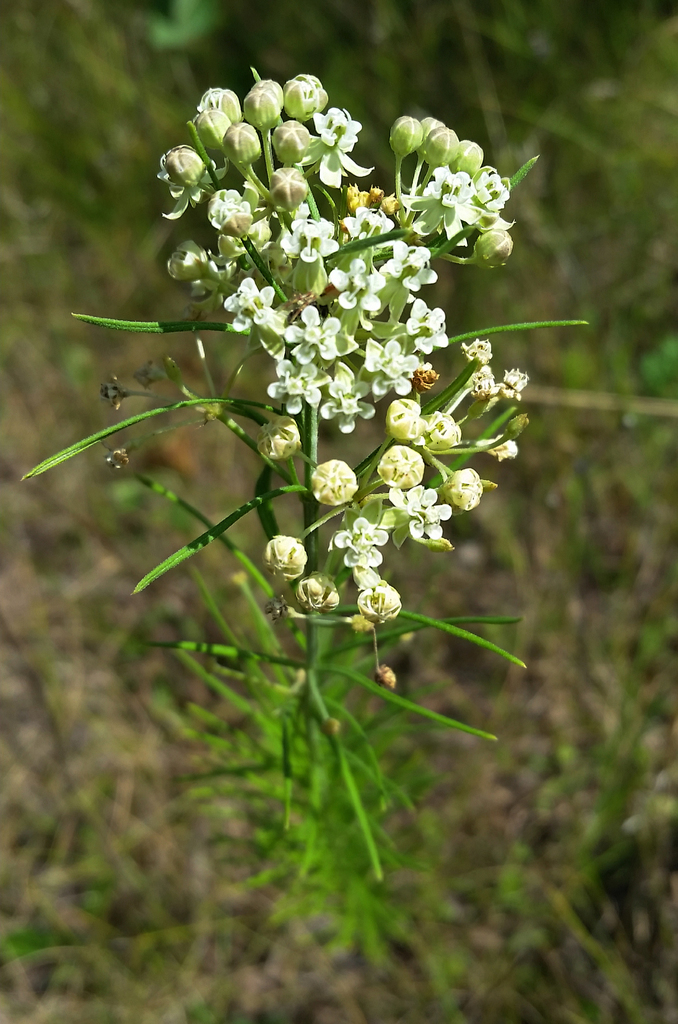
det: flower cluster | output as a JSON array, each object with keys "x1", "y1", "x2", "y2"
[{"x1": 158, "y1": 73, "x2": 531, "y2": 622}]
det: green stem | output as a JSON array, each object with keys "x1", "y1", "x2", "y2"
[
  {"x1": 301, "y1": 403, "x2": 326, "y2": 724},
  {"x1": 186, "y1": 121, "x2": 220, "y2": 189},
  {"x1": 241, "y1": 236, "x2": 287, "y2": 301},
  {"x1": 262, "y1": 129, "x2": 275, "y2": 185},
  {"x1": 394, "y1": 155, "x2": 403, "y2": 224}
]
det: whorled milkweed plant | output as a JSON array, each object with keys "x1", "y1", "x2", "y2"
[{"x1": 25, "y1": 71, "x2": 583, "y2": 931}]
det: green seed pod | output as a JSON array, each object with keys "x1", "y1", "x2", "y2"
[
  {"x1": 270, "y1": 167, "x2": 308, "y2": 211},
  {"x1": 272, "y1": 120, "x2": 311, "y2": 164},
  {"x1": 244, "y1": 81, "x2": 284, "y2": 130},
  {"x1": 389, "y1": 116, "x2": 424, "y2": 157},
  {"x1": 223, "y1": 122, "x2": 261, "y2": 165},
  {"x1": 194, "y1": 109, "x2": 231, "y2": 151},
  {"x1": 423, "y1": 126, "x2": 460, "y2": 167},
  {"x1": 163, "y1": 146, "x2": 205, "y2": 188},
  {"x1": 473, "y1": 229, "x2": 514, "y2": 268},
  {"x1": 454, "y1": 140, "x2": 484, "y2": 175}
]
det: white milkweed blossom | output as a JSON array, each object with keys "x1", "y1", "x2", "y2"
[
  {"x1": 301, "y1": 107, "x2": 373, "y2": 188},
  {"x1": 488, "y1": 440, "x2": 519, "y2": 461},
  {"x1": 461, "y1": 338, "x2": 493, "y2": 364},
  {"x1": 405, "y1": 299, "x2": 448, "y2": 354},
  {"x1": 357, "y1": 580, "x2": 402, "y2": 623},
  {"x1": 328, "y1": 258, "x2": 386, "y2": 334},
  {"x1": 471, "y1": 365, "x2": 501, "y2": 400},
  {"x1": 380, "y1": 242, "x2": 437, "y2": 317},
  {"x1": 500, "y1": 369, "x2": 529, "y2": 400},
  {"x1": 404, "y1": 167, "x2": 481, "y2": 239},
  {"x1": 440, "y1": 468, "x2": 484, "y2": 512},
  {"x1": 330, "y1": 501, "x2": 390, "y2": 583},
  {"x1": 158, "y1": 151, "x2": 217, "y2": 221},
  {"x1": 385, "y1": 398, "x2": 426, "y2": 443},
  {"x1": 364, "y1": 338, "x2": 420, "y2": 399},
  {"x1": 422, "y1": 411, "x2": 462, "y2": 451},
  {"x1": 311, "y1": 460, "x2": 358, "y2": 505},
  {"x1": 267, "y1": 359, "x2": 330, "y2": 413},
  {"x1": 284, "y1": 306, "x2": 356, "y2": 365},
  {"x1": 207, "y1": 188, "x2": 253, "y2": 234},
  {"x1": 281, "y1": 216, "x2": 339, "y2": 263},
  {"x1": 320, "y1": 361, "x2": 375, "y2": 433},
  {"x1": 341, "y1": 206, "x2": 394, "y2": 242},
  {"x1": 263, "y1": 535, "x2": 308, "y2": 580},
  {"x1": 473, "y1": 168, "x2": 511, "y2": 215},
  {"x1": 388, "y1": 486, "x2": 452, "y2": 547},
  {"x1": 377, "y1": 446, "x2": 425, "y2": 489}
]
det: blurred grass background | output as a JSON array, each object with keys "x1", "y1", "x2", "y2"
[{"x1": 2, "y1": 0, "x2": 678, "y2": 1021}]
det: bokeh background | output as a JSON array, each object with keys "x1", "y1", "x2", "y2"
[{"x1": 2, "y1": 1, "x2": 678, "y2": 1021}]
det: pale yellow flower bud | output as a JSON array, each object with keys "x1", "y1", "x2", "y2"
[
  {"x1": 422, "y1": 411, "x2": 462, "y2": 452},
  {"x1": 296, "y1": 573, "x2": 340, "y2": 614},
  {"x1": 272, "y1": 121, "x2": 311, "y2": 164},
  {"x1": 263, "y1": 535, "x2": 308, "y2": 580},
  {"x1": 256, "y1": 416, "x2": 301, "y2": 460},
  {"x1": 243, "y1": 80, "x2": 284, "y2": 130},
  {"x1": 357, "y1": 581, "x2": 402, "y2": 623},
  {"x1": 164, "y1": 146, "x2": 205, "y2": 187},
  {"x1": 311, "y1": 460, "x2": 358, "y2": 506},
  {"x1": 223, "y1": 123, "x2": 261, "y2": 165},
  {"x1": 377, "y1": 445, "x2": 425, "y2": 489},
  {"x1": 270, "y1": 168, "x2": 308, "y2": 211},
  {"x1": 195, "y1": 109, "x2": 231, "y2": 150},
  {"x1": 439, "y1": 468, "x2": 483, "y2": 512},
  {"x1": 385, "y1": 399, "x2": 425, "y2": 443}
]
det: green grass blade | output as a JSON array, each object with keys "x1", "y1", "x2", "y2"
[
  {"x1": 325, "y1": 229, "x2": 409, "y2": 262},
  {"x1": 447, "y1": 319, "x2": 588, "y2": 346},
  {"x1": 396, "y1": 610, "x2": 526, "y2": 668},
  {"x1": 328, "y1": 615, "x2": 522, "y2": 656},
  {"x1": 133, "y1": 484, "x2": 305, "y2": 592},
  {"x1": 23, "y1": 399, "x2": 265, "y2": 478},
  {"x1": 172, "y1": 650, "x2": 254, "y2": 717},
  {"x1": 509, "y1": 155, "x2": 539, "y2": 190},
  {"x1": 331, "y1": 737, "x2": 383, "y2": 881},
  {"x1": 150, "y1": 639, "x2": 304, "y2": 669},
  {"x1": 325, "y1": 665, "x2": 497, "y2": 741},
  {"x1": 73, "y1": 313, "x2": 248, "y2": 335}
]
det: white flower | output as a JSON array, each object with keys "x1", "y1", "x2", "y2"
[
  {"x1": 379, "y1": 241, "x2": 437, "y2": 318},
  {"x1": 473, "y1": 168, "x2": 510, "y2": 214},
  {"x1": 364, "y1": 338, "x2": 419, "y2": 399},
  {"x1": 385, "y1": 398, "x2": 426, "y2": 443},
  {"x1": 440, "y1": 468, "x2": 483, "y2": 512},
  {"x1": 405, "y1": 299, "x2": 448, "y2": 355},
  {"x1": 311, "y1": 460, "x2": 358, "y2": 505},
  {"x1": 300, "y1": 107, "x2": 373, "y2": 188},
  {"x1": 377, "y1": 446, "x2": 425, "y2": 489},
  {"x1": 471, "y1": 365, "x2": 501, "y2": 400},
  {"x1": 403, "y1": 167, "x2": 481, "y2": 239},
  {"x1": 157, "y1": 152, "x2": 218, "y2": 221},
  {"x1": 328, "y1": 258, "x2": 386, "y2": 333},
  {"x1": 284, "y1": 306, "x2": 356, "y2": 365},
  {"x1": 330, "y1": 501, "x2": 389, "y2": 578},
  {"x1": 388, "y1": 485, "x2": 452, "y2": 546},
  {"x1": 320, "y1": 361, "x2": 375, "y2": 433},
  {"x1": 263, "y1": 535, "x2": 308, "y2": 580},
  {"x1": 223, "y1": 276, "x2": 286, "y2": 357},
  {"x1": 422, "y1": 411, "x2": 461, "y2": 451},
  {"x1": 296, "y1": 573, "x2": 340, "y2": 613},
  {"x1": 500, "y1": 369, "x2": 529, "y2": 400},
  {"x1": 207, "y1": 189, "x2": 253, "y2": 233},
  {"x1": 280, "y1": 216, "x2": 338, "y2": 263},
  {"x1": 488, "y1": 440, "x2": 518, "y2": 461},
  {"x1": 341, "y1": 205, "x2": 394, "y2": 241},
  {"x1": 357, "y1": 580, "x2": 402, "y2": 623},
  {"x1": 256, "y1": 415, "x2": 301, "y2": 461},
  {"x1": 461, "y1": 338, "x2": 493, "y2": 364},
  {"x1": 267, "y1": 359, "x2": 330, "y2": 414}
]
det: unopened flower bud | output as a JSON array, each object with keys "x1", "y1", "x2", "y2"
[
  {"x1": 167, "y1": 240, "x2": 210, "y2": 281},
  {"x1": 346, "y1": 185, "x2": 371, "y2": 213},
  {"x1": 389, "y1": 116, "x2": 424, "y2": 157},
  {"x1": 422, "y1": 411, "x2": 461, "y2": 452},
  {"x1": 244, "y1": 81, "x2": 284, "y2": 130},
  {"x1": 481, "y1": 479, "x2": 498, "y2": 491},
  {"x1": 454, "y1": 140, "x2": 484, "y2": 175},
  {"x1": 321, "y1": 717, "x2": 342, "y2": 736},
  {"x1": 208, "y1": 189, "x2": 253, "y2": 237},
  {"x1": 423, "y1": 126, "x2": 459, "y2": 167},
  {"x1": 270, "y1": 167, "x2": 308, "y2": 211},
  {"x1": 377, "y1": 446, "x2": 424, "y2": 489},
  {"x1": 380, "y1": 193, "x2": 400, "y2": 216},
  {"x1": 198, "y1": 87, "x2": 242, "y2": 123},
  {"x1": 162, "y1": 356, "x2": 183, "y2": 387},
  {"x1": 297, "y1": 572, "x2": 340, "y2": 614},
  {"x1": 195, "y1": 109, "x2": 231, "y2": 151},
  {"x1": 357, "y1": 581, "x2": 402, "y2": 623},
  {"x1": 223, "y1": 122, "x2": 261, "y2": 165},
  {"x1": 283, "y1": 74, "x2": 328, "y2": 122},
  {"x1": 439, "y1": 468, "x2": 483, "y2": 512},
  {"x1": 473, "y1": 229, "x2": 514, "y2": 268},
  {"x1": 263, "y1": 535, "x2": 308, "y2": 580},
  {"x1": 272, "y1": 120, "x2": 311, "y2": 163},
  {"x1": 505, "y1": 413, "x2": 529, "y2": 439},
  {"x1": 350, "y1": 614, "x2": 374, "y2": 633},
  {"x1": 163, "y1": 146, "x2": 205, "y2": 188},
  {"x1": 418, "y1": 117, "x2": 445, "y2": 151},
  {"x1": 311, "y1": 460, "x2": 358, "y2": 506},
  {"x1": 416, "y1": 537, "x2": 454, "y2": 551},
  {"x1": 385, "y1": 399, "x2": 425, "y2": 442},
  {"x1": 375, "y1": 664, "x2": 397, "y2": 690},
  {"x1": 257, "y1": 415, "x2": 301, "y2": 460}
]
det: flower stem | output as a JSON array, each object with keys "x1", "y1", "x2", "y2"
[{"x1": 262, "y1": 129, "x2": 275, "y2": 185}]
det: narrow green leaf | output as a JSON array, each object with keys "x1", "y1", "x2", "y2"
[
  {"x1": 133, "y1": 484, "x2": 306, "y2": 592},
  {"x1": 422, "y1": 360, "x2": 478, "y2": 415},
  {"x1": 447, "y1": 320, "x2": 588, "y2": 346},
  {"x1": 254, "y1": 465, "x2": 280, "y2": 540},
  {"x1": 325, "y1": 229, "x2": 409, "y2": 262},
  {"x1": 172, "y1": 649, "x2": 254, "y2": 716},
  {"x1": 509, "y1": 155, "x2": 539, "y2": 191},
  {"x1": 150, "y1": 639, "x2": 304, "y2": 669},
  {"x1": 332, "y1": 737, "x2": 383, "y2": 881},
  {"x1": 328, "y1": 615, "x2": 522, "y2": 656},
  {"x1": 241, "y1": 237, "x2": 287, "y2": 302},
  {"x1": 282, "y1": 717, "x2": 292, "y2": 830},
  {"x1": 73, "y1": 313, "x2": 247, "y2": 335},
  {"x1": 428, "y1": 224, "x2": 476, "y2": 259},
  {"x1": 325, "y1": 665, "x2": 497, "y2": 741},
  {"x1": 23, "y1": 398, "x2": 264, "y2": 478},
  {"x1": 396, "y1": 610, "x2": 526, "y2": 668}
]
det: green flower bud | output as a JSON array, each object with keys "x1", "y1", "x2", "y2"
[
  {"x1": 321, "y1": 717, "x2": 342, "y2": 736},
  {"x1": 223, "y1": 122, "x2": 261, "y2": 165},
  {"x1": 263, "y1": 535, "x2": 308, "y2": 580},
  {"x1": 270, "y1": 167, "x2": 308, "y2": 211},
  {"x1": 244, "y1": 80, "x2": 284, "y2": 130},
  {"x1": 473, "y1": 229, "x2": 514, "y2": 268},
  {"x1": 385, "y1": 399, "x2": 425, "y2": 443},
  {"x1": 423, "y1": 126, "x2": 460, "y2": 167},
  {"x1": 439, "y1": 468, "x2": 483, "y2": 512},
  {"x1": 505, "y1": 413, "x2": 529, "y2": 439},
  {"x1": 454, "y1": 140, "x2": 484, "y2": 175},
  {"x1": 297, "y1": 573, "x2": 340, "y2": 614},
  {"x1": 162, "y1": 356, "x2": 183, "y2": 387},
  {"x1": 163, "y1": 146, "x2": 205, "y2": 188},
  {"x1": 198, "y1": 87, "x2": 242, "y2": 123},
  {"x1": 256, "y1": 415, "x2": 301, "y2": 460},
  {"x1": 167, "y1": 240, "x2": 209, "y2": 281},
  {"x1": 311, "y1": 460, "x2": 358, "y2": 506},
  {"x1": 283, "y1": 74, "x2": 328, "y2": 122},
  {"x1": 272, "y1": 120, "x2": 311, "y2": 164},
  {"x1": 377, "y1": 445, "x2": 424, "y2": 489},
  {"x1": 389, "y1": 116, "x2": 424, "y2": 157},
  {"x1": 415, "y1": 537, "x2": 454, "y2": 552},
  {"x1": 194, "y1": 109, "x2": 231, "y2": 151}
]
